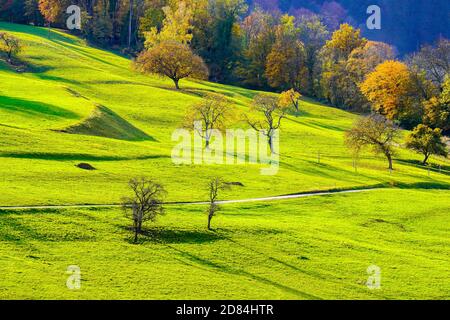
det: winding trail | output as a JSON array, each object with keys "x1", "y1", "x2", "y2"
[{"x1": 0, "y1": 188, "x2": 380, "y2": 210}]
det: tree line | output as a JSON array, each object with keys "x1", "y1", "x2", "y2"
[
  {"x1": 1, "y1": 0, "x2": 448, "y2": 133},
  {"x1": 1, "y1": 1, "x2": 448, "y2": 171}
]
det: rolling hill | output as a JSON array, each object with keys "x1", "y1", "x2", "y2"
[
  {"x1": 0, "y1": 22, "x2": 449, "y2": 206},
  {"x1": 0, "y1": 22, "x2": 449, "y2": 300}
]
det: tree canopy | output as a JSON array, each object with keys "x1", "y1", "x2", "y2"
[{"x1": 135, "y1": 41, "x2": 209, "y2": 89}]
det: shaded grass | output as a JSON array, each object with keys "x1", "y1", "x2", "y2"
[
  {"x1": 0, "y1": 95, "x2": 79, "y2": 119},
  {"x1": 62, "y1": 105, "x2": 155, "y2": 141}
]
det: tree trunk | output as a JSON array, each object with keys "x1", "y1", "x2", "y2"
[
  {"x1": 134, "y1": 227, "x2": 138, "y2": 243},
  {"x1": 308, "y1": 67, "x2": 314, "y2": 95},
  {"x1": 422, "y1": 153, "x2": 430, "y2": 165},
  {"x1": 88, "y1": 0, "x2": 94, "y2": 15},
  {"x1": 128, "y1": 0, "x2": 133, "y2": 49},
  {"x1": 268, "y1": 135, "x2": 274, "y2": 154},
  {"x1": 137, "y1": 210, "x2": 142, "y2": 234},
  {"x1": 207, "y1": 215, "x2": 212, "y2": 230},
  {"x1": 173, "y1": 78, "x2": 180, "y2": 90},
  {"x1": 386, "y1": 153, "x2": 393, "y2": 170}
]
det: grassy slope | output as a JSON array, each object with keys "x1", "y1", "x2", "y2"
[
  {"x1": 0, "y1": 22, "x2": 449, "y2": 206},
  {"x1": 1, "y1": 189, "x2": 449, "y2": 299},
  {"x1": 0, "y1": 23, "x2": 449, "y2": 300},
  {"x1": 63, "y1": 104, "x2": 154, "y2": 141}
]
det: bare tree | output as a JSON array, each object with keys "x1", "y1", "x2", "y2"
[
  {"x1": 345, "y1": 114, "x2": 400, "y2": 170},
  {"x1": 122, "y1": 177, "x2": 166, "y2": 243},
  {"x1": 246, "y1": 94, "x2": 288, "y2": 154},
  {"x1": 408, "y1": 38, "x2": 450, "y2": 88},
  {"x1": 0, "y1": 32, "x2": 21, "y2": 64},
  {"x1": 184, "y1": 93, "x2": 233, "y2": 148},
  {"x1": 206, "y1": 177, "x2": 230, "y2": 230}
]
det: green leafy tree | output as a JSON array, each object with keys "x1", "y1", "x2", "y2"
[
  {"x1": 406, "y1": 125, "x2": 448, "y2": 165},
  {"x1": 139, "y1": 0, "x2": 167, "y2": 37},
  {"x1": 423, "y1": 77, "x2": 450, "y2": 134},
  {"x1": 191, "y1": 0, "x2": 247, "y2": 81}
]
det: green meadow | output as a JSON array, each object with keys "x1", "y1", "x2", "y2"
[
  {"x1": 1, "y1": 189, "x2": 449, "y2": 299},
  {"x1": 0, "y1": 22, "x2": 449, "y2": 299}
]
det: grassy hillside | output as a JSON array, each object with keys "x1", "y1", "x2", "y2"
[
  {"x1": 0, "y1": 22, "x2": 449, "y2": 206},
  {"x1": 1, "y1": 189, "x2": 449, "y2": 299},
  {"x1": 0, "y1": 23, "x2": 449, "y2": 300}
]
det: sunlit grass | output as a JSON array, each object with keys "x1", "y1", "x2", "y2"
[
  {"x1": 0, "y1": 23, "x2": 449, "y2": 300},
  {"x1": 0, "y1": 189, "x2": 448, "y2": 299},
  {"x1": 0, "y1": 22, "x2": 448, "y2": 206}
]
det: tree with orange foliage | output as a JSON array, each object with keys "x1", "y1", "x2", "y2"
[
  {"x1": 135, "y1": 41, "x2": 209, "y2": 90},
  {"x1": 38, "y1": 0, "x2": 61, "y2": 37},
  {"x1": 265, "y1": 15, "x2": 306, "y2": 92},
  {"x1": 360, "y1": 61, "x2": 415, "y2": 121}
]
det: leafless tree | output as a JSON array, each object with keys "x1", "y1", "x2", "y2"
[
  {"x1": 122, "y1": 177, "x2": 166, "y2": 243},
  {"x1": 246, "y1": 94, "x2": 288, "y2": 154},
  {"x1": 408, "y1": 38, "x2": 450, "y2": 88},
  {"x1": 345, "y1": 114, "x2": 400, "y2": 170},
  {"x1": 206, "y1": 177, "x2": 230, "y2": 230},
  {"x1": 184, "y1": 93, "x2": 233, "y2": 148}
]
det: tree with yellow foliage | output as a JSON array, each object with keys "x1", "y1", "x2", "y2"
[
  {"x1": 266, "y1": 15, "x2": 307, "y2": 92},
  {"x1": 183, "y1": 93, "x2": 234, "y2": 149},
  {"x1": 360, "y1": 61, "x2": 415, "y2": 121},
  {"x1": 322, "y1": 23, "x2": 367, "y2": 62},
  {"x1": 319, "y1": 24, "x2": 368, "y2": 109},
  {"x1": 279, "y1": 89, "x2": 302, "y2": 116},
  {"x1": 144, "y1": 1, "x2": 193, "y2": 48},
  {"x1": 0, "y1": 32, "x2": 21, "y2": 64}
]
